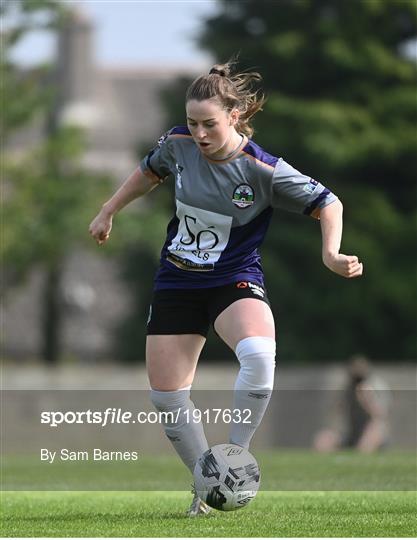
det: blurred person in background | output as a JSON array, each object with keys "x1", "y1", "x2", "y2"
[
  {"x1": 313, "y1": 355, "x2": 391, "y2": 453},
  {"x1": 90, "y1": 59, "x2": 363, "y2": 515}
]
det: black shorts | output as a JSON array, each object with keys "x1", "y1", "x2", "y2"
[{"x1": 147, "y1": 281, "x2": 271, "y2": 337}]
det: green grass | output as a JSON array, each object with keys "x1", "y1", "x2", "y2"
[
  {"x1": 1, "y1": 450, "x2": 416, "y2": 537},
  {"x1": 3, "y1": 450, "x2": 416, "y2": 491},
  {"x1": 1, "y1": 490, "x2": 416, "y2": 537}
]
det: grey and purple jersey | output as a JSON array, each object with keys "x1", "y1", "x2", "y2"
[{"x1": 140, "y1": 126, "x2": 337, "y2": 290}]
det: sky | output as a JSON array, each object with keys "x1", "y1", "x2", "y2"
[
  {"x1": 9, "y1": 1, "x2": 416, "y2": 68},
  {"x1": 10, "y1": 0, "x2": 219, "y2": 68}
]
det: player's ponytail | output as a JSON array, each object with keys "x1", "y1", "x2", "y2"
[{"x1": 186, "y1": 58, "x2": 266, "y2": 138}]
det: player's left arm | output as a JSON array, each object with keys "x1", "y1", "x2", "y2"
[{"x1": 319, "y1": 200, "x2": 363, "y2": 279}]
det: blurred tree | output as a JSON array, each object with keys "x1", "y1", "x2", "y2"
[
  {"x1": 3, "y1": 127, "x2": 111, "y2": 362},
  {"x1": 0, "y1": 0, "x2": 62, "y2": 138},
  {"x1": 194, "y1": 0, "x2": 417, "y2": 361},
  {"x1": 2, "y1": 1, "x2": 112, "y2": 363},
  {"x1": 135, "y1": 0, "x2": 416, "y2": 362}
]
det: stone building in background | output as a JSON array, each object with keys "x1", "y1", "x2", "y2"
[{"x1": 4, "y1": 9, "x2": 202, "y2": 361}]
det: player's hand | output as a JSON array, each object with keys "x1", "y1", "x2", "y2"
[
  {"x1": 323, "y1": 253, "x2": 363, "y2": 278},
  {"x1": 89, "y1": 208, "x2": 113, "y2": 246}
]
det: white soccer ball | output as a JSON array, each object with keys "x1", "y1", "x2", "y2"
[{"x1": 193, "y1": 444, "x2": 260, "y2": 511}]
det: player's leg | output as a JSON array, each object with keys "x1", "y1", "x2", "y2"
[
  {"x1": 313, "y1": 428, "x2": 342, "y2": 452},
  {"x1": 147, "y1": 334, "x2": 212, "y2": 516},
  {"x1": 356, "y1": 419, "x2": 387, "y2": 453},
  {"x1": 214, "y1": 295, "x2": 276, "y2": 449},
  {"x1": 147, "y1": 334, "x2": 209, "y2": 473},
  {"x1": 147, "y1": 334, "x2": 204, "y2": 391}
]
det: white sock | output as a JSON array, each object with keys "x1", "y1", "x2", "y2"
[
  {"x1": 150, "y1": 386, "x2": 209, "y2": 473},
  {"x1": 229, "y1": 336, "x2": 276, "y2": 449}
]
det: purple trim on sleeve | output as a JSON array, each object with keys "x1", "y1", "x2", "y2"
[
  {"x1": 145, "y1": 148, "x2": 161, "y2": 178},
  {"x1": 303, "y1": 189, "x2": 331, "y2": 215},
  {"x1": 170, "y1": 125, "x2": 191, "y2": 136},
  {"x1": 243, "y1": 140, "x2": 279, "y2": 168}
]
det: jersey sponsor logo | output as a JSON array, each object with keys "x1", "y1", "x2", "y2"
[
  {"x1": 303, "y1": 178, "x2": 319, "y2": 195},
  {"x1": 232, "y1": 184, "x2": 255, "y2": 208},
  {"x1": 167, "y1": 200, "x2": 233, "y2": 272},
  {"x1": 167, "y1": 252, "x2": 214, "y2": 271}
]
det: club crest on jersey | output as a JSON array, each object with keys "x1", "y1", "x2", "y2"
[{"x1": 232, "y1": 184, "x2": 254, "y2": 209}]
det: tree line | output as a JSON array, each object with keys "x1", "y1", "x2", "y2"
[{"x1": 3, "y1": 0, "x2": 416, "y2": 362}]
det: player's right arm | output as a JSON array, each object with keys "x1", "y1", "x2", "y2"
[{"x1": 89, "y1": 166, "x2": 162, "y2": 246}]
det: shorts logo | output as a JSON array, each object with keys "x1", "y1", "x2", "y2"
[
  {"x1": 248, "y1": 282, "x2": 265, "y2": 298},
  {"x1": 232, "y1": 184, "x2": 255, "y2": 208},
  {"x1": 236, "y1": 282, "x2": 265, "y2": 298}
]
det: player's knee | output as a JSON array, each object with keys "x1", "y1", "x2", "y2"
[
  {"x1": 235, "y1": 336, "x2": 276, "y2": 390},
  {"x1": 150, "y1": 386, "x2": 191, "y2": 412}
]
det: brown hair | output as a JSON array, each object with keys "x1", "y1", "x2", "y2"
[{"x1": 185, "y1": 59, "x2": 266, "y2": 138}]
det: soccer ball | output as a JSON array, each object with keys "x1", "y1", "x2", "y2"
[{"x1": 193, "y1": 444, "x2": 260, "y2": 511}]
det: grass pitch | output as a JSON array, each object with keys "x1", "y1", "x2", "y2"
[
  {"x1": 2, "y1": 490, "x2": 416, "y2": 537},
  {"x1": 1, "y1": 450, "x2": 416, "y2": 537}
]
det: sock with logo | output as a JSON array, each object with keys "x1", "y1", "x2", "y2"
[
  {"x1": 229, "y1": 336, "x2": 276, "y2": 449},
  {"x1": 150, "y1": 386, "x2": 209, "y2": 473}
]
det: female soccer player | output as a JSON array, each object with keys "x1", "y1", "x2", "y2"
[{"x1": 89, "y1": 61, "x2": 363, "y2": 515}]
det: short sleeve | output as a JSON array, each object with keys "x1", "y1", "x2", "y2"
[
  {"x1": 271, "y1": 158, "x2": 338, "y2": 219},
  {"x1": 139, "y1": 130, "x2": 175, "y2": 182}
]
